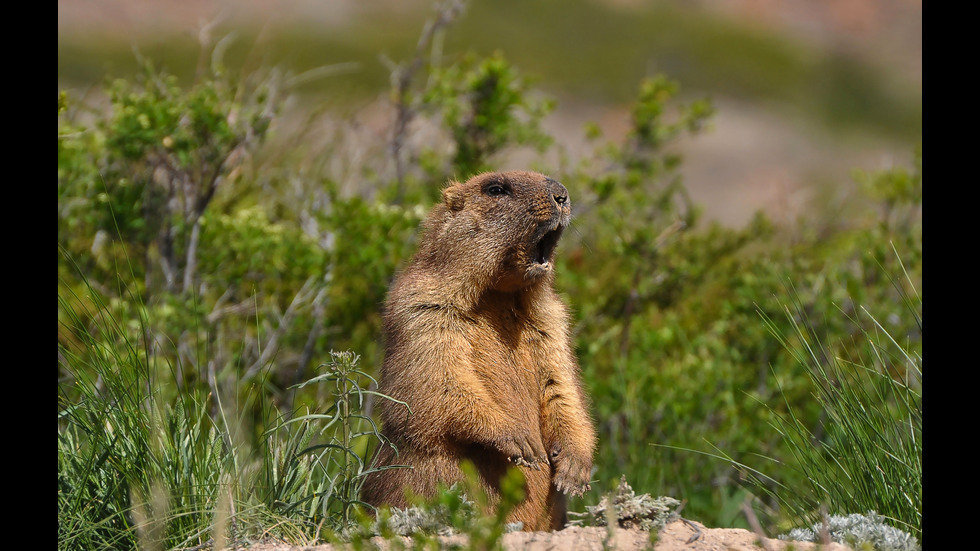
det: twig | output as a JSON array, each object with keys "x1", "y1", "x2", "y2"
[
  {"x1": 819, "y1": 504, "x2": 831, "y2": 545},
  {"x1": 179, "y1": 539, "x2": 213, "y2": 551},
  {"x1": 741, "y1": 499, "x2": 773, "y2": 551},
  {"x1": 241, "y1": 276, "x2": 319, "y2": 382},
  {"x1": 287, "y1": 282, "x2": 331, "y2": 413},
  {"x1": 386, "y1": 0, "x2": 467, "y2": 199},
  {"x1": 194, "y1": 8, "x2": 231, "y2": 80},
  {"x1": 679, "y1": 518, "x2": 702, "y2": 544}
]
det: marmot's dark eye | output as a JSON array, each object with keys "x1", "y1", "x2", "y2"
[{"x1": 486, "y1": 184, "x2": 508, "y2": 197}]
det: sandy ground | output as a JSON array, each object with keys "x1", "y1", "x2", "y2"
[{"x1": 239, "y1": 519, "x2": 852, "y2": 550}]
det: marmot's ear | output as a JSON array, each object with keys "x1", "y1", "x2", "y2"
[{"x1": 442, "y1": 183, "x2": 465, "y2": 212}]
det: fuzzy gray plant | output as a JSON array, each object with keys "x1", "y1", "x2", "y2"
[
  {"x1": 370, "y1": 484, "x2": 477, "y2": 537},
  {"x1": 381, "y1": 504, "x2": 463, "y2": 537},
  {"x1": 779, "y1": 511, "x2": 920, "y2": 551},
  {"x1": 568, "y1": 475, "x2": 681, "y2": 531}
]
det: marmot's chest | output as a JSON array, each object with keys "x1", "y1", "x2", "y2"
[{"x1": 462, "y1": 305, "x2": 548, "y2": 390}]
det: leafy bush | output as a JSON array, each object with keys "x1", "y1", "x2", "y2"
[
  {"x1": 426, "y1": 50, "x2": 555, "y2": 177},
  {"x1": 58, "y1": 270, "x2": 400, "y2": 549}
]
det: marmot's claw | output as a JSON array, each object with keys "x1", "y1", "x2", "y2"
[
  {"x1": 510, "y1": 454, "x2": 544, "y2": 470},
  {"x1": 555, "y1": 480, "x2": 590, "y2": 496},
  {"x1": 553, "y1": 454, "x2": 592, "y2": 496},
  {"x1": 505, "y1": 433, "x2": 548, "y2": 468}
]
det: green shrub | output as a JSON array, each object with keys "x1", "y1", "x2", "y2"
[
  {"x1": 426, "y1": 50, "x2": 554, "y2": 177},
  {"x1": 58, "y1": 264, "x2": 400, "y2": 549},
  {"x1": 59, "y1": 273, "x2": 238, "y2": 550},
  {"x1": 755, "y1": 272, "x2": 921, "y2": 539}
]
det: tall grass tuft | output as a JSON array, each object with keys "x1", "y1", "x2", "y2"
[
  {"x1": 261, "y1": 350, "x2": 407, "y2": 534},
  {"x1": 749, "y1": 252, "x2": 922, "y2": 542},
  {"x1": 58, "y1": 272, "x2": 232, "y2": 550},
  {"x1": 58, "y1": 249, "x2": 401, "y2": 549}
]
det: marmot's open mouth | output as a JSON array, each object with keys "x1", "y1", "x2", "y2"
[{"x1": 533, "y1": 226, "x2": 564, "y2": 265}]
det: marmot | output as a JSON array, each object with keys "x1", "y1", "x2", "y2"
[{"x1": 360, "y1": 171, "x2": 596, "y2": 531}]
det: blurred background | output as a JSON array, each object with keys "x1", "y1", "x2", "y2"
[{"x1": 58, "y1": 0, "x2": 921, "y2": 227}]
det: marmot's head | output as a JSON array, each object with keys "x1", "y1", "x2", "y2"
[{"x1": 419, "y1": 171, "x2": 571, "y2": 294}]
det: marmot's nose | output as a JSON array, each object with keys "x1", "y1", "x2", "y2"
[{"x1": 546, "y1": 178, "x2": 569, "y2": 207}]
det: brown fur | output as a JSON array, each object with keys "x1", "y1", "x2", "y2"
[{"x1": 360, "y1": 171, "x2": 596, "y2": 531}]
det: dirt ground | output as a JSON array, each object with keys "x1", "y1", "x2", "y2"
[{"x1": 240, "y1": 519, "x2": 852, "y2": 550}]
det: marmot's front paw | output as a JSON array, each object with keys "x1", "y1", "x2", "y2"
[
  {"x1": 552, "y1": 453, "x2": 592, "y2": 496},
  {"x1": 496, "y1": 432, "x2": 548, "y2": 470}
]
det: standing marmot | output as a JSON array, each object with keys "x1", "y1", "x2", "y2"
[{"x1": 360, "y1": 171, "x2": 596, "y2": 531}]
